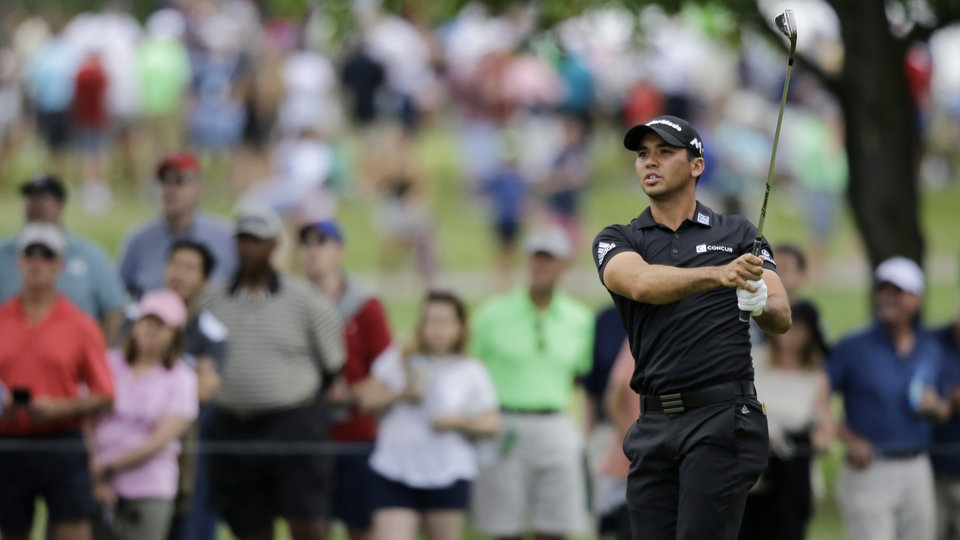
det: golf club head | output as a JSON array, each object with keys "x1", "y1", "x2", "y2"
[{"x1": 775, "y1": 9, "x2": 797, "y2": 46}]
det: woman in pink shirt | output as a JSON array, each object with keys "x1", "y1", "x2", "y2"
[{"x1": 91, "y1": 290, "x2": 198, "y2": 540}]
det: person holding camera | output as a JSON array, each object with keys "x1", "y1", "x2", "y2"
[{"x1": 0, "y1": 223, "x2": 115, "y2": 540}]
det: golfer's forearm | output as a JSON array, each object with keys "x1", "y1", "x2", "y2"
[
  {"x1": 623, "y1": 264, "x2": 722, "y2": 304},
  {"x1": 755, "y1": 294, "x2": 791, "y2": 334}
]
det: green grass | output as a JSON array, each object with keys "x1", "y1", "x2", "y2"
[{"x1": 10, "y1": 118, "x2": 960, "y2": 540}]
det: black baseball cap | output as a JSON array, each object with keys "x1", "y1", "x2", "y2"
[
  {"x1": 624, "y1": 115, "x2": 704, "y2": 157},
  {"x1": 20, "y1": 174, "x2": 67, "y2": 201}
]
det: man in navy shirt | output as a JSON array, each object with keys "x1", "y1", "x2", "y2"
[
  {"x1": 118, "y1": 153, "x2": 236, "y2": 299},
  {"x1": 827, "y1": 257, "x2": 950, "y2": 540},
  {"x1": 593, "y1": 115, "x2": 791, "y2": 540},
  {"x1": 933, "y1": 306, "x2": 960, "y2": 540}
]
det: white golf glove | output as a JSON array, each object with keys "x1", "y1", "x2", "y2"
[{"x1": 737, "y1": 279, "x2": 768, "y2": 316}]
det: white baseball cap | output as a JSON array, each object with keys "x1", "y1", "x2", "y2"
[
  {"x1": 235, "y1": 204, "x2": 283, "y2": 240},
  {"x1": 525, "y1": 225, "x2": 572, "y2": 260},
  {"x1": 874, "y1": 256, "x2": 924, "y2": 295},
  {"x1": 17, "y1": 223, "x2": 66, "y2": 257}
]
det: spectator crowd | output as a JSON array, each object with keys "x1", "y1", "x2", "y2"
[{"x1": 1, "y1": 2, "x2": 960, "y2": 540}]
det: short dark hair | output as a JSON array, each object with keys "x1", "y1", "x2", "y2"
[
  {"x1": 168, "y1": 239, "x2": 216, "y2": 279},
  {"x1": 773, "y1": 244, "x2": 807, "y2": 273}
]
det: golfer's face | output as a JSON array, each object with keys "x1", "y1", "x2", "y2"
[{"x1": 634, "y1": 132, "x2": 699, "y2": 200}]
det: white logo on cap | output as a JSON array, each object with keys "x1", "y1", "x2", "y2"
[
  {"x1": 597, "y1": 242, "x2": 616, "y2": 264},
  {"x1": 690, "y1": 138, "x2": 703, "y2": 153},
  {"x1": 647, "y1": 118, "x2": 683, "y2": 132},
  {"x1": 697, "y1": 213, "x2": 710, "y2": 225}
]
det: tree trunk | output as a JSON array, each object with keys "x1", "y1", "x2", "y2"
[{"x1": 832, "y1": 0, "x2": 924, "y2": 271}]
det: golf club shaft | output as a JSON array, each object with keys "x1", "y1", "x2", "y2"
[{"x1": 739, "y1": 46, "x2": 795, "y2": 323}]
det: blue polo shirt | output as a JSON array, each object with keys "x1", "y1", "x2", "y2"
[
  {"x1": 0, "y1": 232, "x2": 127, "y2": 322},
  {"x1": 827, "y1": 321, "x2": 942, "y2": 453},
  {"x1": 932, "y1": 323, "x2": 960, "y2": 476},
  {"x1": 118, "y1": 212, "x2": 236, "y2": 299}
]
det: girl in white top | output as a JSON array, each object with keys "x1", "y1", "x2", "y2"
[{"x1": 359, "y1": 291, "x2": 500, "y2": 540}]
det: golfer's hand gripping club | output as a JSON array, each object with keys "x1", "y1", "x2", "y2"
[{"x1": 740, "y1": 8, "x2": 796, "y2": 323}]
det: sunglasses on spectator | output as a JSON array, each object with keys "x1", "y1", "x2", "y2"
[{"x1": 22, "y1": 244, "x2": 57, "y2": 260}]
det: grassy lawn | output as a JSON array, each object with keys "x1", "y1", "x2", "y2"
[{"x1": 8, "y1": 119, "x2": 959, "y2": 540}]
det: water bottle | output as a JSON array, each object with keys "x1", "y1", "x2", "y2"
[{"x1": 908, "y1": 365, "x2": 931, "y2": 411}]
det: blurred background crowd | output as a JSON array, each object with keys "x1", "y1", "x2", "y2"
[{"x1": 1, "y1": 0, "x2": 960, "y2": 539}]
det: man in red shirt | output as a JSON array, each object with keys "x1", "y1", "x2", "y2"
[
  {"x1": 299, "y1": 220, "x2": 393, "y2": 540},
  {"x1": 0, "y1": 223, "x2": 115, "y2": 540}
]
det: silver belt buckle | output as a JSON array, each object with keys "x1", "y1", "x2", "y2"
[{"x1": 659, "y1": 392, "x2": 685, "y2": 414}]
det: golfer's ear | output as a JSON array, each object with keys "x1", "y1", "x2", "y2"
[{"x1": 690, "y1": 156, "x2": 705, "y2": 177}]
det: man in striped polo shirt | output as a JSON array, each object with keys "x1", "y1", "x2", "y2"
[{"x1": 201, "y1": 205, "x2": 345, "y2": 540}]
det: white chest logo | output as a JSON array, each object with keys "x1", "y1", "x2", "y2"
[
  {"x1": 696, "y1": 244, "x2": 733, "y2": 254},
  {"x1": 597, "y1": 242, "x2": 616, "y2": 264}
]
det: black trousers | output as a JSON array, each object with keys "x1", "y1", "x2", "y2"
[{"x1": 624, "y1": 397, "x2": 769, "y2": 540}]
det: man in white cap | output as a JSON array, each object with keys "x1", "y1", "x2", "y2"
[
  {"x1": 827, "y1": 256, "x2": 950, "y2": 540},
  {"x1": 0, "y1": 174, "x2": 127, "y2": 344},
  {"x1": 470, "y1": 225, "x2": 595, "y2": 540},
  {"x1": 200, "y1": 205, "x2": 344, "y2": 540},
  {"x1": 0, "y1": 223, "x2": 115, "y2": 540}
]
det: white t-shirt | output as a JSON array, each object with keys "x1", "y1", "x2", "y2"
[{"x1": 370, "y1": 350, "x2": 499, "y2": 488}]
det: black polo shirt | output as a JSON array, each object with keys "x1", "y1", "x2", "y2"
[{"x1": 592, "y1": 201, "x2": 776, "y2": 396}]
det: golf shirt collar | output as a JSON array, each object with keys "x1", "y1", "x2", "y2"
[
  {"x1": 228, "y1": 270, "x2": 281, "y2": 297},
  {"x1": 636, "y1": 201, "x2": 715, "y2": 230}
]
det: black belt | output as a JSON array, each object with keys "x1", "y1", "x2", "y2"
[
  {"x1": 875, "y1": 449, "x2": 925, "y2": 460},
  {"x1": 641, "y1": 381, "x2": 756, "y2": 414}
]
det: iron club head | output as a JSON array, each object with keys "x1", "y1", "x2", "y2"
[{"x1": 775, "y1": 9, "x2": 797, "y2": 46}]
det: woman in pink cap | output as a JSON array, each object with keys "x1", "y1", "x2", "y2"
[{"x1": 90, "y1": 290, "x2": 199, "y2": 540}]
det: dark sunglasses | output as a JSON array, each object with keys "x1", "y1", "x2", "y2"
[{"x1": 23, "y1": 244, "x2": 57, "y2": 260}]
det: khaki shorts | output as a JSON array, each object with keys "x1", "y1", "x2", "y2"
[{"x1": 471, "y1": 412, "x2": 588, "y2": 536}]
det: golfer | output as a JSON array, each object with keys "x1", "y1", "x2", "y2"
[{"x1": 591, "y1": 115, "x2": 792, "y2": 540}]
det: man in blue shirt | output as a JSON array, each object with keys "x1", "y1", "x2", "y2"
[
  {"x1": 827, "y1": 257, "x2": 950, "y2": 540},
  {"x1": 118, "y1": 153, "x2": 236, "y2": 299},
  {"x1": 0, "y1": 175, "x2": 126, "y2": 343},
  {"x1": 933, "y1": 308, "x2": 960, "y2": 540}
]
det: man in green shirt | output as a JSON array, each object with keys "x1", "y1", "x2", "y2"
[{"x1": 471, "y1": 225, "x2": 595, "y2": 540}]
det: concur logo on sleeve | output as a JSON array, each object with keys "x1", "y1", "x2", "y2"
[{"x1": 696, "y1": 244, "x2": 733, "y2": 254}]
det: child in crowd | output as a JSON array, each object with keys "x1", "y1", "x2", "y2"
[
  {"x1": 358, "y1": 291, "x2": 501, "y2": 540},
  {"x1": 91, "y1": 290, "x2": 198, "y2": 540}
]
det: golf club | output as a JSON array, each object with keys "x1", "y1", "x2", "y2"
[{"x1": 740, "y1": 9, "x2": 797, "y2": 323}]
